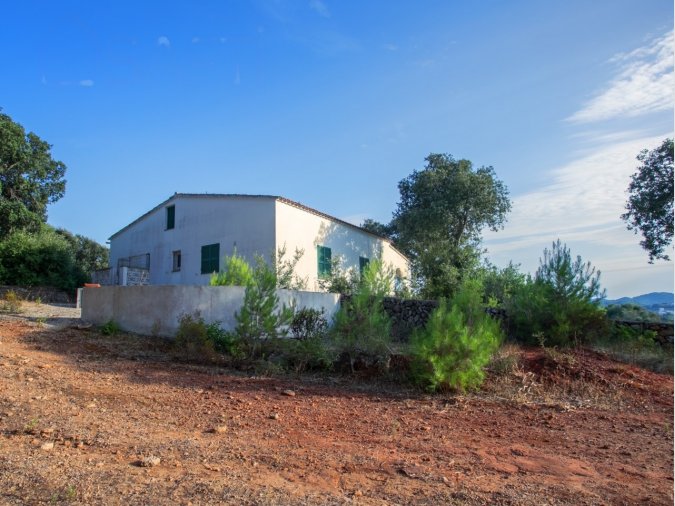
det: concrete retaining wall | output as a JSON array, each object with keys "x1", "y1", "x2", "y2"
[{"x1": 81, "y1": 285, "x2": 340, "y2": 337}]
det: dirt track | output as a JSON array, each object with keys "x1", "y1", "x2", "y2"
[{"x1": 0, "y1": 304, "x2": 673, "y2": 505}]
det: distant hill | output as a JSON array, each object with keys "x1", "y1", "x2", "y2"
[
  {"x1": 603, "y1": 292, "x2": 673, "y2": 307},
  {"x1": 602, "y1": 292, "x2": 674, "y2": 320}
]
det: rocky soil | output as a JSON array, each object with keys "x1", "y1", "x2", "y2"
[{"x1": 0, "y1": 303, "x2": 672, "y2": 505}]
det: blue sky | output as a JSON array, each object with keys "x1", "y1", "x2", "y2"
[{"x1": 1, "y1": 0, "x2": 673, "y2": 298}]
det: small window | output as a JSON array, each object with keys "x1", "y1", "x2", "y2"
[
  {"x1": 172, "y1": 250, "x2": 181, "y2": 272},
  {"x1": 201, "y1": 243, "x2": 220, "y2": 274},
  {"x1": 359, "y1": 256, "x2": 370, "y2": 275},
  {"x1": 317, "y1": 245, "x2": 332, "y2": 278},
  {"x1": 166, "y1": 205, "x2": 175, "y2": 230}
]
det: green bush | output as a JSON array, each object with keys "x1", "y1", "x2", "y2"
[
  {"x1": 209, "y1": 249, "x2": 254, "y2": 286},
  {"x1": 290, "y1": 307, "x2": 329, "y2": 340},
  {"x1": 507, "y1": 240, "x2": 607, "y2": 346},
  {"x1": 174, "y1": 312, "x2": 217, "y2": 362},
  {"x1": 0, "y1": 227, "x2": 85, "y2": 292},
  {"x1": 274, "y1": 244, "x2": 307, "y2": 290},
  {"x1": 592, "y1": 324, "x2": 673, "y2": 374},
  {"x1": 329, "y1": 260, "x2": 393, "y2": 372},
  {"x1": 100, "y1": 319, "x2": 121, "y2": 336},
  {"x1": 234, "y1": 256, "x2": 294, "y2": 359},
  {"x1": 1, "y1": 290, "x2": 22, "y2": 313},
  {"x1": 409, "y1": 279, "x2": 502, "y2": 392}
]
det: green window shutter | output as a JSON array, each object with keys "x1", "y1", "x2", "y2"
[
  {"x1": 359, "y1": 256, "x2": 370, "y2": 275},
  {"x1": 166, "y1": 205, "x2": 175, "y2": 230},
  {"x1": 317, "y1": 245, "x2": 332, "y2": 278},
  {"x1": 201, "y1": 243, "x2": 220, "y2": 274}
]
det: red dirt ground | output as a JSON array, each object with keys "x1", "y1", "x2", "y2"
[{"x1": 0, "y1": 307, "x2": 672, "y2": 505}]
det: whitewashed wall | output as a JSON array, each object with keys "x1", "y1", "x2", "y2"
[
  {"x1": 81, "y1": 285, "x2": 340, "y2": 337},
  {"x1": 109, "y1": 196, "x2": 277, "y2": 285},
  {"x1": 275, "y1": 200, "x2": 410, "y2": 291}
]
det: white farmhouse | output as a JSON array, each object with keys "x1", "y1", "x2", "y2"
[{"x1": 105, "y1": 193, "x2": 409, "y2": 291}]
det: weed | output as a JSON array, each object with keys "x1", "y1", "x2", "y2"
[
  {"x1": 35, "y1": 316, "x2": 47, "y2": 327},
  {"x1": 24, "y1": 417, "x2": 39, "y2": 433},
  {"x1": 174, "y1": 312, "x2": 217, "y2": 362},
  {"x1": 100, "y1": 320, "x2": 121, "y2": 336},
  {"x1": 34, "y1": 296, "x2": 42, "y2": 305},
  {"x1": 1, "y1": 290, "x2": 22, "y2": 313}
]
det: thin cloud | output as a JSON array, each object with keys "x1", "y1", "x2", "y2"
[
  {"x1": 192, "y1": 37, "x2": 200, "y2": 44},
  {"x1": 484, "y1": 133, "x2": 668, "y2": 254},
  {"x1": 567, "y1": 30, "x2": 673, "y2": 123},
  {"x1": 309, "y1": 0, "x2": 330, "y2": 18},
  {"x1": 157, "y1": 36, "x2": 171, "y2": 48},
  {"x1": 382, "y1": 43, "x2": 398, "y2": 51},
  {"x1": 79, "y1": 79, "x2": 94, "y2": 87}
]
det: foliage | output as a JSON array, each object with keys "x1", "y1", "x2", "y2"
[
  {"x1": 0, "y1": 110, "x2": 67, "y2": 238},
  {"x1": 392, "y1": 153, "x2": 511, "y2": 299},
  {"x1": 234, "y1": 256, "x2": 294, "y2": 358},
  {"x1": 174, "y1": 312, "x2": 217, "y2": 362},
  {"x1": 55, "y1": 228, "x2": 109, "y2": 279},
  {"x1": 100, "y1": 319, "x2": 121, "y2": 336},
  {"x1": 592, "y1": 325, "x2": 673, "y2": 374},
  {"x1": 1, "y1": 289, "x2": 22, "y2": 313},
  {"x1": 479, "y1": 261, "x2": 526, "y2": 307},
  {"x1": 209, "y1": 249, "x2": 254, "y2": 286},
  {"x1": 605, "y1": 303, "x2": 670, "y2": 323},
  {"x1": 360, "y1": 218, "x2": 398, "y2": 242},
  {"x1": 508, "y1": 240, "x2": 607, "y2": 346},
  {"x1": 329, "y1": 260, "x2": 393, "y2": 372},
  {"x1": 409, "y1": 279, "x2": 503, "y2": 392},
  {"x1": 317, "y1": 255, "x2": 359, "y2": 294},
  {"x1": 0, "y1": 227, "x2": 84, "y2": 292},
  {"x1": 621, "y1": 138, "x2": 673, "y2": 262},
  {"x1": 274, "y1": 244, "x2": 307, "y2": 290},
  {"x1": 290, "y1": 307, "x2": 329, "y2": 340},
  {"x1": 268, "y1": 335, "x2": 332, "y2": 373}
]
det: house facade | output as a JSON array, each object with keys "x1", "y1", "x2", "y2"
[{"x1": 105, "y1": 193, "x2": 410, "y2": 291}]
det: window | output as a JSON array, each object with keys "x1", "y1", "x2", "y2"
[
  {"x1": 166, "y1": 205, "x2": 175, "y2": 230},
  {"x1": 317, "y1": 245, "x2": 332, "y2": 278},
  {"x1": 172, "y1": 250, "x2": 181, "y2": 272},
  {"x1": 359, "y1": 256, "x2": 370, "y2": 275},
  {"x1": 201, "y1": 243, "x2": 220, "y2": 274}
]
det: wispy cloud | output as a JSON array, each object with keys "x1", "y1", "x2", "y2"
[
  {"x1": 79, "y1": 79, "x2": 94, "y2": 87},
  {"x1": 567, "y1": 30, "x2": 673, "y2": 123},
  {"x1": 309, "y1": 0, "x2": 330, "y2": 18},
  {"x1": 157, "y1": 36, "x2": 171, "y2": 48},
  {"x1": 191, "y1": 36, "x2": 200, "y2": 44},
  {"x1": 484, "y1": 134, "x2": 667, "y2": 255},
  {"x1": 382, "y1": 43, "x2": 398, "y2": 51}
]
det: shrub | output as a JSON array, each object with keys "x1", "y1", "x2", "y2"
[
  {"x1": 174, "y1": 312, "x2": 216, "y2": 362},
  {"x1": 100, "y1": 319, "x2": 121, "y2": 336},
  {"x1": 591, "y1": 325, "x2": 673, "y2": 374},
  {"x1": 409, "y1": 279, "x2": 502, "y2": 392},
  {"x1": 0, "y1": 227, "x2": 85, "y2": 293},
  {"x1": 274, "y1": 244, "x2": 307, "y2": 290},
  {"x1": 234, "y1": 256, "x2": 294, "y2": 359},
  {"x1": 210, "y1": 249, "x2": 254, "y2": 286},
  {"x1": 290, "y1": 307, "x2": 329, "y2": 340},
  {"x1": 507, "y1": 240, "x2": 607, "y2": 346},
  {"x1": 329, "y1": 260, "x2": 393, "y2": 372},
  {"x1": 1, "y1": 290, "x2": 22, "y2": 313}
]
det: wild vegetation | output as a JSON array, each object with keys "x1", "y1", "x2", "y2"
[{"x1": 0, "y1": 110, "x2": 108, "y2": 293}]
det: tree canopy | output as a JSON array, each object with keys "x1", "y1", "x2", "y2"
[
  {"x1": 392, "y1": 153, "x2": 511, "y2": 298},
  {"x1": 0, "y1": 110, "x2": 66, "y2": 238},
  {"x1": 621, "y1": 138, "x2": 673, "y2": 262}
]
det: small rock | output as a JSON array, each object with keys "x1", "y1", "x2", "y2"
[
  {"x1": 211, "y1": 425, "x2": 228, "y2": 434},
  {"x1": 140, "y1": 456, "x2": 161, "y2": 467},
  {"x1": 353, "y1": 490, "x2": 363, "y2": 497},
  {"x1": 86, "y1": 402, "x2": 96, "y2": 409},
  {"x1": 41, "y1": 442, "x2": 54, "y2": 451},
  {"x1": 269, "y1": 413, "x2": 280, "y2": 420},
  {"x1": 281, "y1": 390, "x2": 296, "y2": 397}
]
